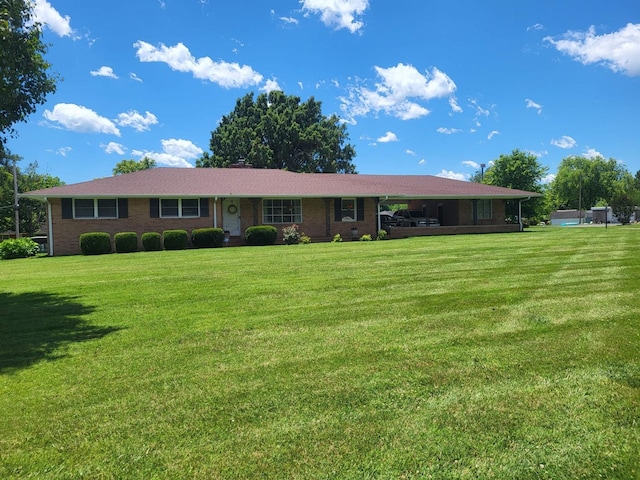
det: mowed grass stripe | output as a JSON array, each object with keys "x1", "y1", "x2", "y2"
[{"x1": 0, "y1": 226, "x2": 638, "y2": 479}]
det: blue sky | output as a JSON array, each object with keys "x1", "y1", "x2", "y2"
[{"x1": 8, "y1": 0, "x2": 640, "y2": 185}]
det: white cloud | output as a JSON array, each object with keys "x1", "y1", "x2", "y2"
[
  {"x1": 405, "y1": 149, "x2": 416, "y2": 156},
  {"x1": 525, "y1": 98, "x2": 542, "y2": 114},
  {"x1": 541, "y1": 174, "x2": 556, "y2": 184},
  {"x1": 56, "y1": 147, "x2": 72, "y2": 157},
  {"x1": 551, "y1": 135, "x2": 577, "y2": 149},
  {"x1": 418, "y1": 159, "x2": 426, "y2": 165},
  {"x1": 544, "y1": 23, "x2": 640, "y2": 76},
  {"x1": 526, "y1": 149, "x2": 548, "y2": 158},
  {"x1": 436, "y1": 127, "x2": 462, "y2": 135},
  {"x1": 260, "y1": 78, "x2": 281, "y2": 93},
  {"x1": 449, "y1": 96, "x2": 463, "y2": 113},
  {"x1": 31, "y1": 0, "x2": 73, "y2": 37},
  {"x1": 129, "y1": 72, "x2": 143, "y2": 83},
  {"x1": 300, "y1": 0, "x2": 369, "y2": 34},
  {"x1": 377, "y1": 131, "x2": 398, "y2": 143},
  {"x1": 135, "y1": 139, "x2": 203, "y2": 168},
  {"x1": 487, "y1": 130, "x2": 500, "y2": 140},
  {"x1": 463, "y1": 160, "x2": 480, "y2": 169},
  {"x1": 297, "y1": 81, "x2": 304, "y2": 90},
  {"x1": 468, "y1": 98, "x2": 491, "y2": 126},
  {"x1": 43, "y1": 103, "x2": 120, "y2": 136},
  {"x1": 583, "y1": 147, "x2": 603, "y2": 158},
  {"x1": 527, "y1": 23, "x2": 544, "y2": 32},
  {"x1": 280, "y1": 16, "x2": 299, "y2": 25},
  {"x1": 90, "y1": 66, "x2": 118, "y2": 79},
  {"x1": 115, "y1": 111, "x2": 158, "y2": 132},
  {"x1": 134, "y1": 41, "x2": 263, "y2": 88},
  {"x1": 340, "y1": 63, "x2": 457, "y2": 122},
  {"x1": 103, "y1": 142, "x2": 126, "y2": 155},
  {"x1": 436, "y1": 170, "x2": 468, "y2": 181}
]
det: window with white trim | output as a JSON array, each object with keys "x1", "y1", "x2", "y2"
[
  {"x1": 263, "y1": 199, "x2": 302, "y2": 224},
  {"x1": 340, "y1": 198, "x2": 356, "y2": 221},
  {"x1": 160, "y1": 198, "x2": 200, "y2": 218},
  {"x1": 74, "y1": 198, "x2": 118, "y2": 219},
  {"x1": 477, "y1": 199, "x2": 492, "y2": 219}
]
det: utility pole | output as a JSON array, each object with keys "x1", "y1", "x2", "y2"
[
  {"x1": 578, "y1": 172, "x2": 582, "y2": 225},
  {"x1": 13, "y1": 159, "x2": 19, "y2": 238}
]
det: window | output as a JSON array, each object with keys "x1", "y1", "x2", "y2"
[
  {"x1": 160, "y1": 198, "x2": 200, "y2": 218},
  {"x1": 340, "y1": 198, "x2": 356, "y2": 221},
  {"x1": 97, "y1": 199, "x2": 117, "y2": 218},
  {"x1": 74, "y1": 199, "x2": 117, "y2": 219},
  {"x1": 263, "y1": 199, "x2": 302, "y2": 224},
  {"x1": 181, "y1": 199, "x2": 199, "y2": 217},
  {"x1": 477, "y1": 199, "x2": 492, "y2": 219}
]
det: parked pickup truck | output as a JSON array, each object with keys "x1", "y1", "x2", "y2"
[{"x1": 396, "y1": 210, "x2": 440, "y2": 227}]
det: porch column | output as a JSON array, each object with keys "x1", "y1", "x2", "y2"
[
  {"x1": 250, "y1": 198, "x2": 261, "y2": 226},
  {"x1": 472, "y1": 199, "x2": 478, "y2": 225},
  {"x1": 324, "y1": 198, "x2": 332, "y2": 237}
]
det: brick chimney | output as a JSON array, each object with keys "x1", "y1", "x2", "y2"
[{"x1": 229, "y1": 157, "x2": 253, "y2": 168}]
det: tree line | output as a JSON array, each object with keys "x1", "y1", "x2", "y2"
[{"x1": 473, "y1": 149, "x2": 640, "y2": 224}]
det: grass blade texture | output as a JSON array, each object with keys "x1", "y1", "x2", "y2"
[{"x1": 1, "y1": 227, "x2": 638, "y2": 479}]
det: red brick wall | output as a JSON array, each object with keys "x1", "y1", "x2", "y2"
[
  {"x1": 47, "y1": 197, "x2": 513, "y2": 255},
  {"x1": 240, "y1": 198, "x2": 380, "y2": 242},
  {"x1": 50, "y1": 198, "x2": 217, "y2": 255}
]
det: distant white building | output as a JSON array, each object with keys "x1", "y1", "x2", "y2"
[{"x1": 551, "y1": 206, "x2": 619, "y2": 226}]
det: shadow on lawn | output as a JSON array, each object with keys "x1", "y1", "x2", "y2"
[{"x1": 0, "y1": 292, "x2": 121, "y2": 374}]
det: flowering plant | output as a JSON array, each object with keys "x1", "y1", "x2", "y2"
[{"x1": 282, "y1": 224, "x2": 300, "y2": 245}]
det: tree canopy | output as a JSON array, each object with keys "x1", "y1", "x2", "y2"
[
  {"x1": 0, "y1": 0, "x2": 58, "y2": 149},
  {"x1": 549, "y1": 155, "x2": 628, "y2": 210},
  {"x1": 481, "y1": 149, "x2": 548, "y2": 219},
  {"x1": 113, "y1": 157, "x2": 157, "y2": 175},
  {"x1": 197, "y1": 91, "x2": 357, "y2": 173}
]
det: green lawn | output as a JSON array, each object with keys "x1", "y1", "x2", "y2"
[{"x1": 1, "y1": 227, "x2": 638, "y2": 479}]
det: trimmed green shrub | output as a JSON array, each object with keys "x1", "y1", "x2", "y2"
[
  {"x1": 142, "y1": 232, "x2": 162, "y2": 252},
  {"x1": 376, "y1": 229, "x2": 387, "y2": 240},
  {"x1": 114, "y1": 232, "x2": 138, "y2": 253},
  {"x1": 0, "y1": 238, "x2": 39, "y2": 260},
  {"x1": 359, "y1": 234, "x2": 373, "y2": 241},
  {"x1": 245, "y1": 226, "x2": 277, "y2": 246},
  {"x1": 79, "y1": 232, "x2": 112, "y2": 255},
  {"x1": 163, "y1": 230, "x2": 188, "y2": 250},
  {"x1": 332, "y1": 233, "x2": 343, "y2": 243},
  {"x1": 191, "y1": 227, "x2": 224, "y2": 248}
]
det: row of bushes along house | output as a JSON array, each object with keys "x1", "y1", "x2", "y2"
[{"x1": 79, "y1": 226, "x2": 281, "y2": 255}]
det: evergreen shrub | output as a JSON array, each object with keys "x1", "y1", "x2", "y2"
[
  {"x1": 79, "y1": 232, "x2": 112, "y2": 255},
  {"x1": 114, "y1": 232, "x2": 138, "y2": 253},
  {"x1": 191, "y1": 228, "x2": 224, "y2": 248},
  {"x1": 0, "y1": 238, "x2": 39, "y2": 260},
  {"x1": 163, "y1": 230, "x2": 188, "y2": 250},
  {"x1": 142, "y1": 232, "x2": 162, "y2": 252},
  {"x1": 245, "y1": 226, "x2": 277, "y2": 246}
]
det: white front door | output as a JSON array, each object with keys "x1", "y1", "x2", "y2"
[{"x1": 222, "y1": 198, "x2": 241, "y2": 236}]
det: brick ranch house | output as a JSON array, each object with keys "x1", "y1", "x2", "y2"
[{"x1": 22, "y1": 168, "x2": 541, "y2": 256}]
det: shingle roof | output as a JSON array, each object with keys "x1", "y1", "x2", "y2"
[{"x1": 22, "y1": 167, "x2": 541, "y2": 200}]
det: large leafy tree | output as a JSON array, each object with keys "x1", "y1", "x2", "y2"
[
  {"x1": 482, "y1": 149, "x2": 548, "y2": 219},
  {"x1": 197, "y1": 91, "x2": 357, "y2": 173},
  {"x1": 0, "y1": 0, "x2": 58, "y2": 150},
  {"x1": 609, "y1": 173, "x2": 640, "y2": 224},
  {"x1": 113, "y1": 156, "x2": 156, "y2": 175},
  {"x1": 550, "y1": 156, "x2": 628, "y2": 210}
]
